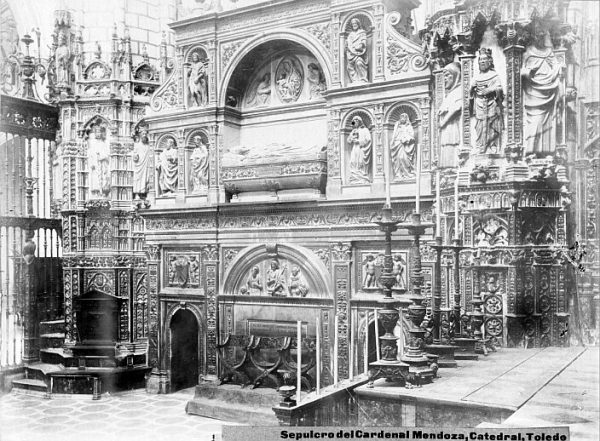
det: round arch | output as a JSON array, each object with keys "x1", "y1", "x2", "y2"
[
  {"x1": 219, "y1": 29, "x2": 334, "y2": 107},
  {"x1": 222, "y1": 243, "x2": 333, "y2": 296},
  {"x1": 385, "y1": 101, "x2": 422, "y2": 125}
]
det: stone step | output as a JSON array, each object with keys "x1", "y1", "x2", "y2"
[
  {"x1": 40, "y1": 348, "x2": 69, "y2": 365},
  {"x1": 12, "y1": 378, "x2": 49, "y2": 396},
  {"x1": 40, "y1": 333, "x2": 65, "y2": 349},
  {"x1": 39, "y1": 318, "x2": 65, "y2": 335}
]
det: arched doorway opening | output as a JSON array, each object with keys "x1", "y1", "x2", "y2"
[{"x1": 169, "y1": 309, "x2": 199, "y2": 391}]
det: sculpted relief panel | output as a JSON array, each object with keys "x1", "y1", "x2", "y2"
[
  {"x1": 238, "y1": 258, "x2": 315, "y2": 298},
  {"x1": 358, "y1": 250, "x2": 408, "y2": 293}
]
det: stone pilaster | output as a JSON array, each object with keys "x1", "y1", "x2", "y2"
[
  {"x1": 326, "y1": 108, "x2": 342, "y2": 196},
  {"x1": 432, "y1": 69, "x2": 445, "y2": 167},
  {"x1": 145, "y1": 244, "x2": 167, "y2": 393},
  {"x1": 331, "y1": 13, "x2": 342, "y2": 88},
  {"x1": 201, "y1": 245, "x2": 219, "y2": 377},
  {"x1": 208, "y1": 124, "x2": 219, "y2": 204},
  {"x1": 330, "y1": 242, "x2": 352, "y2": 380},
  {"x1": 207, "y1": 39, "x2": 217, "y2": 106},
  {"x1": 373, "y1": 4, "x2": 385, "y2": 82},
  {"x1": 372, "y1": 103, "x2": 385, "y2": 190}
]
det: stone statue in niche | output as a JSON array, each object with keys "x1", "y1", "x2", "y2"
[
  {"x1": 438, "y1": 62, "x2": 462, "y2": 168},
  {"x1": 522, "y1": 29, "x2": 562, "y2": 155},
  {"x1": 245, "y1": 73, "x2": 271, "y2": 107},
  {"x1": 156, "y1": 138, "x2": 178, "y2": 195},
  {"x1": 346, "y1": 18, "x2": 369, "y2": 84},
  {"x1": 275, "y1": 57, "x2": 303, "y2": 103},
  {"x1": 266, "y1": 259, "x2": 287, "y2": 296},
  {"x1": 289, "y1": 266, "x2": 309, "y2": 297},
  {"x1": 188, "y1": 52, "x2": 208, "y2": 107},
  {"x1": 362, "y1": 254, "x2": 377, "y2": 288},
  {"x1": 470, "y1": 48, "x2": 504, "y2": 154},
  {"x1": 348, "y1": 116, "x2": 372, "y2": 184},
  {"x1": 246, "y1": 266, "x2": 263, "y2": 295},
  {"x1": 390, "y1": 113, "x2": 416, "y2": 180},
  {"x1": 189, "y1": 135, "x2": 209, "y2": 193},
  {"x1": 87, "y1": 125, "x2": 111, "y2": 199},
  {"x1": 307, "y1": 63, "x2": 326, "y2": 100},
  {"x1": 132, "y1": 130, "x2": 150, "y2": 199},
  {"x1": 55, "y1": 30, "x2": 71, "y2": 85},
  {"x1": 392, "y1": 254, "x2": 407, "y2": 289},
  {"x1": 169, "y1": 255, "x2": 190, "y2": 287}
]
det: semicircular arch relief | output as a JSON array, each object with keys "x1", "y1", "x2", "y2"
[
  {"x1": 220, "y1": 31, "x2": 334, "y2": 108},
  {"x1": 222, "y1": 244, "x2": 333, "y2": 298}
]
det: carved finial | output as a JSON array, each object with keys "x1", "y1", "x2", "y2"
[
  {"x1": 94, "y1": 41, "x2": 102, "y2": 59},
  {"x1": 142, "y1": 44, "x2": 149, "y2": 63}
]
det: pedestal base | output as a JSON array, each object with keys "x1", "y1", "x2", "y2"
[
  {"x1": 426, "y1": 344, "x2": 458, "y2": 368},
  {"x1": 454, "y1": 338, "x2": 479, "y2": 360},
  {"x1": 367, "y1": 360, "x2": 410, "y2": 388},
  {"x1": 145, "y1": 369, "x2": 170, "y2": 394}
]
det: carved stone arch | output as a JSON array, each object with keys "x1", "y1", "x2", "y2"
[
  {"x1": 84, "y1": 60, "x2": 112, "y2": 80},
  {"x1": 385, "y1": 102, "x2": 422, "y2": 126},
  {"x1": 185, "y1": 128, "x2": 210, "y2": 148},
  {"x1": 219, "y1": 29, "x2": 334, "y2": 106},
  {"x1": 342, "y1": 10, "x2": 375, "y2": 34},
  {"x1": 133, "y1": 62, "x2": 157, "y2": 82},
  {"x1": 156, "y1": 133, "x2": 178, "y2": 151},
  {"x1": 184, "y1": 45, "x2": 209, "y2": 63},
  {"x1": 82, "y1": 115, "x2": 113, "y2": 139},
  {"x1": 222, "y1": 243, "x2": 333, "y2": 296},
  {"x1": 343, "y1": 108, "x2": 374, "y2": 131},
  {"x1": 165, "y1": 302, "x2": 206, "y2": 333}
]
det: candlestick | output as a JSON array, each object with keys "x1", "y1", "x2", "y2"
[
  {"x1": 374, "y1": 309, "x2": 380, "y2": 361},
  {"x1": 297, "y1": 321, "x2": 302, "y2": 403},
  {"x1": 415, "y1": 145, "x2": 421, "y2": 214},
  {"x1": 385, "y1": 156, "x2": 392, "y2": 209},
  {"x1": 349, "y1": 317, "x2": 354, "y2": 379},
  {"x1": 333, "y1": 314, "x2": 339, "y2": 386},
  {"x1": 454, "y1": 176, "x2": 459, "y2": 240},
  {"x1": 364, "y1": 313, "x2": 369, "y2": 374},
  {"x1": 436, "y1": 169, "x2": 441, "y2": 236},
  {"x1": 316, "y1": 316, "x2": 321, "y2": 394}
]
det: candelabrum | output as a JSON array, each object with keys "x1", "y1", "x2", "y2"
[
  {"x1": 398, "y1": 213, "x2": 437, "y2": 382},
  {"x1": 367, "y1": 206, "x2": 411, "y2": 387}
]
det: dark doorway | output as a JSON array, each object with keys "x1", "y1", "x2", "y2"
[{"x1": 170, "y1": 309, "x2": 199, "y2": 391}]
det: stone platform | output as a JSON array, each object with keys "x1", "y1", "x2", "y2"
[
  {"x1": 355, "y1": 347, "x2": 592, "y2": 428},
  {"x1": 186, "y1": 382, "x2": 280, "y2": 425}
]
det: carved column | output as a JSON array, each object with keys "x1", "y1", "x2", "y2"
[
  {"x1": 372, "y1": 103, "x2": 385, "y2": 191},
  {"x1": 419, "y1": 97, "x2": 431, "y2": 171},
  {"x1": 458, "y1": 54, "x2": 474, "y2": 176},
  {"x1": 202, "y1": 244, "x2": 219, "y2": 378},
  {"x1": 145, "y1": 244, "x2": 167, "y2": 393},
  {"x1": 208, "y1": 124, "x2": 219, "y2": 204},
  {"x1": 176, "y1": 130, "x2": 186, "y2": 200},
  {"x1": 331, "y1": 13, "x2": 342, "y2": 88},
  {"x1": 147, "y1": 133, "x2": 157, "y2": 205},
  {"x1": 330, "y1": 242, "x2": 352, "y2": 380},
  {"x1": 373, "y1": 4, "x2": 385, "y2": 82},
  {"x1": 208, "y1": 39, "x2": 217, "y2": 106},
  {"x1": 432, "y1": 69, "x2": 445, "y2": 167},
  {"x1": 182, "y1": 62, "x2": 191, "y2": 110},
  {"x1": 326, "y1": 109, "x2": 342, "y2": 196}
]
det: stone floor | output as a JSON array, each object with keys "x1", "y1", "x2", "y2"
[{"x1": 0, "y1": 387, "x2": 238, "y2": 441}]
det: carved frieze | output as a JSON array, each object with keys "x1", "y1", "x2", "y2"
[
  {"x1": 221, "y1": 40, "x2": 244, "y2": 71},
  {"x1": 302, "y1": 23, "x2": 331, "y2": 53}
]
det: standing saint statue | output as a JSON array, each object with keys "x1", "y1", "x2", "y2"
[
  {"x1": 521, "y1": 29, "x2": 562, "y2": 155},
  {"x1": 346, "y1": 18, "x2": 369, "y2": 84},
  {"x1": 88, "y1": 125, "x2": 111, "y2": 198},
  {"x1": 132, "y1": 130, "x2": 150, "y2": 199},
  {"x1": 189, "y1": 135, "x2": 209, "y2": 193},
  {"x1": 348, "y1": 116, "x2": 372, "y2": 184},
  {"x1": 390, "y1": 113, "x2": 416, "y2": 180},
  {"x1": 307, "y1": 63, "x2": 326, "y2": 100},
  {"x1": 55, "y1": 30, "x2": 71, "y2": 85},
  {"x1": 266, "y1": 260, "x2": 287, "y2": 297},
  {"x1": 156, "y1": 138, "x2": 178, "y2": 195},
  {"x1": 188, "y1": 52, "x2": 208, "y2": 107},
  {"x1": 470, "y1": 48, "x2": 504, "y2": 154},
  {"x1": 438, "y1": 62, "x2": 462, "y2": 168}
]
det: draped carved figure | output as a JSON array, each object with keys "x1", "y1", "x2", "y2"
[
  {"x1": 390, "y1": 113, "x2": 416, "y2": 180},
  {"x1": 275, "y1": 57, "x2": 303, "y2": 103},
  {"x1": 132, "y1": 131, "x2": 150, "y2": 198},
  {"x1": 55, "y1": 30, "x2": 71, "y2": 85},
  {"x1": 246, "y1": 266, "x2": 263, "y2": 295},
  {"x1": 88, "y1": 125, "x2": 111, "y2": 199},
  {"x1": 307, "y1": 63, "x2": 326, "y2": 100},
  {"x1": 156, "y1": 138, "x2": 178, "y2": 195},
  {"x1": 266, "y1": 259, "x2": 287, "y2": 297},
  {"x1": 438, "y1": 62, "x2": 462, "y2": 167},
  {"x1": 189, "y1": 136, "x2": 209, "y2": 193},
  {"x1": 288, "y1": 266, "x2": 309, "y2": 297},
  {"x1": 188, "y1": 52, "x2": 208, "y2": 107},
  {"x1": 348, "y1": 116, "x2": 372, "y2": 184},
  {"x1": 245, "y1": 73, "x2": 271, "y2": 107},
  {"x1": 521, "y1": 31, "x2": 562, "y2": 155},
  {"x1": 470, "y1": 48, "x2": 504, "y2": 154},
  {"x1": 346, "y1": 18, "x2": 369, "y2": 84}
]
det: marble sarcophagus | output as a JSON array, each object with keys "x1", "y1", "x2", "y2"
[{"x1": 221, "y1": 143, "x2": 327, "y2": 202}]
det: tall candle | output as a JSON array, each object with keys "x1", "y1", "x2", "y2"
[
  {"x1": 316, "y1": 316, "x2": 321, "y2": 395},
  {"x1": 349, "y1": 318, "x2": 354, "y2": 380},
  {"x1": 454, "y1": 175, "x2": 459, "y2": 240},
  {"x1": 333, "y1": 314, "x2": 339, "y2": 386},
  {"x1": 374, "y1": 309, "x2": 380, "y2": 361},
  {"x1": 385, "y1": 145, "x2": 392, "y2": 208},
  {"x1": 297, "y1": 321, "x2": 302, "y2": 403},
  {"x1": 436, "y1": 169, "x2": 441, "y2": 236},
  {"x1": 364, "y1": 313, "x2": 369, "y2": 374}
]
